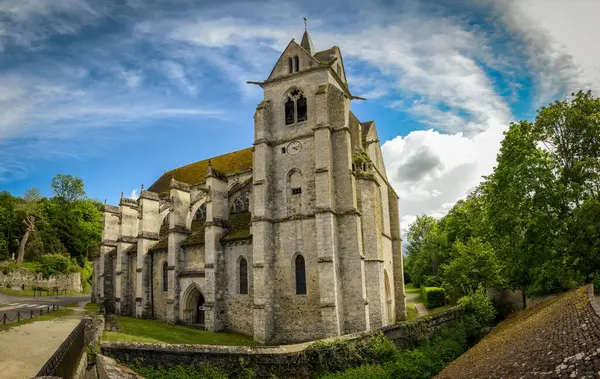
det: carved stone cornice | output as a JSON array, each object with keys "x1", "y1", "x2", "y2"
[
  {"x1": 139, "y1": 190, "x2": 160, "y2": 201},
  {"x1": 137, "y1": 231, "x2": 160, "y2": 240},
  {"x1": 169, "y1": 179, "x2": 191, "y2": 192},
  {"x1": 119, "y1": 197, "x2": 138, "y2": 208},
  {"x1": 169, "y1": 225, "x2": 192, "y2": 235},
  {"x1": 205, "y1": 218, "x2": 229, "y2": 228},
  {"x1": 117, "y1": 236, "x2": 137, "y2": 244},
  {"x1": 178, "y1": 270, "x2": 205, "y2": 278},
  {"x1": 102, "y1": 240, "x2": 118, "y2": 247},
  {"x1": 104, "y1": 205, "x2": 120, "y2": 214},
  {"x1": 312, "y1": 125, "x2": 333, "y2": 132}
]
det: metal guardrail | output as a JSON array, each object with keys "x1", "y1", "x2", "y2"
[
  {"x1": 36, "y1": 319, "x2": 85, "y2": 379},
  {"x1": 1, "y1": 304, "x2": 60, "y2": 325}
]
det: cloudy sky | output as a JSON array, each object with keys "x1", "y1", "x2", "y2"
[{"x1": 1, "y1": 0, "x2": 599, "y2": 233}]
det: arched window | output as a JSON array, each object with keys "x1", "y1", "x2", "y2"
[
  {"x1": 239, "y1": 258, "x2": 248, "y2": 294},
  {"x1": 288, "y1": 57, "x2": 293, "y2": 74},
  {"x1": 294, "y1": 56, "x2": 299, "y2": 72},
  {"x1": 194, "y1": 203, "x2": 206, "y2": 221},
  {"x1": 284, "y1": 88, "x2": 307, "y2": 125},
  {"x1": 295, "y1": 255, "x2": 306, "y2": 295},
  {"x1": 297, "y1": 94, "x2": 307, "y2": 122},
  {"x1": 230, "y1": 193, "x2": 250, "y2": 214},
  {"x1": 162, "y1": 262, "x2": 168, "y2": 292}
]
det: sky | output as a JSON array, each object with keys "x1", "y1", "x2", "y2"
[{"x1": 1, "y1": 0, "x2": 599, "y2": 235}]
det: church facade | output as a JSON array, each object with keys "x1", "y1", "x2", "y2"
[{"x1": 93, "y1": 29, "x2": 406, "y2": 344}]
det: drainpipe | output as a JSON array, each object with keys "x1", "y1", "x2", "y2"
[{"x1": 150, "y1": 251, "x2": 155, "y2": 319}]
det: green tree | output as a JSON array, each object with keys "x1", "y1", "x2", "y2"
[{"x1": 51, "y1": 174, "x2": 85, "y2": 202}]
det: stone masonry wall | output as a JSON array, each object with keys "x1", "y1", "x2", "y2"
[
  {"x1": 151, "y1": 250, "x2": 168, "y2": 320},
  {"x1": 224, "y1": 242, "x2": 253, "y2": 336},
  {"x1": 0, "y1": 268, "x2": 82, "y2": 292},
  {"x1": 101, "y1": 306, "x2": 465, "y2": 379}
]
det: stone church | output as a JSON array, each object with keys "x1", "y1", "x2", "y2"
[{"x1": 93, "y1": 28, "x2": 406, "y2": 345}]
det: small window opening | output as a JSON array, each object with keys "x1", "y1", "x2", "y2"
[
  {"x1": 288, "y1": 57, "x2": 293, "y2": 74},
  {"x1": 292, "y1": 187, "x2": 302, "y2": 195},
  {"x1": 162, "y1": 262, "x2": 168, "y2": 292},
  {"x1": 295, "y1": 255, "x2": 306, "y2": 295},
  {"x1": 294, "y1": 56, "x2": 299, "y2": 72},
  {"x1": 239, "y1": 258, "x2": 248, "y2": 294},
  {"x1": 281, "y1": 147, "x2": 286, "y2": 154}
]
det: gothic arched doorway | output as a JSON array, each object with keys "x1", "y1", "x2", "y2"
[
  {"x1": 196, "y1": 293, "x2": 205, "y2": 325},
  {"x1": 181, "y1": 283, "x2": 205, "y2": 325}
]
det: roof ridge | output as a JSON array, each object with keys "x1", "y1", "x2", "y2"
[{"x1": 164, "y1": 146, "x2": 252, "y2": 174}]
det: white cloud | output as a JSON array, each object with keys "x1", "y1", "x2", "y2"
[
  {"x1": 488, "y1": 0, "x2": 600, "y2": 106},
  {"x1": 129, "y1": 189, "x2": 139, "y2": 200}
]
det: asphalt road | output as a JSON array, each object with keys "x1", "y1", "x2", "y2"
[{"x1": 0, "y1": 292, "x2": 90, "y2": 324}]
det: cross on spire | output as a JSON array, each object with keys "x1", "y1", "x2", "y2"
[{"x1": 304, "y1": 17, "x2": 307, "y2": 32}]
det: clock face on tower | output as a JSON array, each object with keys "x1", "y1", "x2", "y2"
[{"x1": 287, "y1": 141, "x2": 302, "y2": 155}]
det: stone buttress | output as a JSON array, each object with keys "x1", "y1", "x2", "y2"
[
  {"x1": 166, "y1": 181, "x2": 191, "y2": 324},
  {"x1": 99, "y1": 205, "x2": 119, "y2": 306},
  {"x1": 136, "y1": 191, "x2": 159, "y2": 318},
  {"x1": 115, "y1": 197, "x2": 138, "y2": 315},
  {"x1": 203, "y1": 165, "x2": 229, "y2": 331}
]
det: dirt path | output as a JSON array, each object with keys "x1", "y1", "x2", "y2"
[{"x1": 0, "y1": 301, "x2": 87, "y2": 379}]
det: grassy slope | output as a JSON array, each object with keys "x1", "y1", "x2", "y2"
[{"x1": 104, "y1": 316, "x2": 256, "y2": 346}]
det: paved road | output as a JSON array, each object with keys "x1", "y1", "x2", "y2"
[
  {"x1": 0, "y1": 300, "x2": 87, "y2": 379},
  {"x1": 0, "y1": 292, "x2": 90, "y2": 324}
]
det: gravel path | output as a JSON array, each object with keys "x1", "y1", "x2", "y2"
[{"x1": 0, "y1": 302, "x2": 86, "y2": 379}]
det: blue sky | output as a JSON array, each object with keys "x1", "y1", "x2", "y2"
[{"x1": 1, "y1": 0, "x2": 599, "y2": 232}]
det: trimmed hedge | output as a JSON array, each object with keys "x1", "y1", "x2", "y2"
[{"x1": 421, "y1": 287, "x2": 446, "y2": 309}]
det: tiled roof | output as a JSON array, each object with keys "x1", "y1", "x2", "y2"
[
  {"x1": 148, "y1": 148, "x2": 253, "y2": 194},
  {"x1": 181, "y1": 220, "x2": 206, "y2": 247},
  {"x1": 221, "y1": 211, "x2": 252, "y2": 242},
  {"x1": 436, "y1": 285, "x2": 600, "y2": 379}
]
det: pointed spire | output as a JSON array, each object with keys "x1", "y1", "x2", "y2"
[{"x1": 300, "y1": 17, "x2": 315, "y2": 55}]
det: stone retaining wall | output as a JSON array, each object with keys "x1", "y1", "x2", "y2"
[
  {"x1": 0, "y1": 269, "x2": 82, "y2": 292},
  {"x1": 101, "y1": 305, "x2": 465, "y2": 378}
]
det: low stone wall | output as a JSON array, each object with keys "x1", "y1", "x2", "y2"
[
  {"x1": 101, "y1": 306, "x2": 465, "y2": 378},
  {"x1": 0, "y1": 268, "x2": 82, "y2": 292}
]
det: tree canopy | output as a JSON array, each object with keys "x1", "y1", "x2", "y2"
[
  {"x1": 0, "y1": 174, "x2": 103, "y2": 266},
  {"x1": 404, "y1": 91, "x2": 600, "y2": 297}
]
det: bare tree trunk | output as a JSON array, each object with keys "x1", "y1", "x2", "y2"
[{"x1": 17, "y1": 230, "x2": 30, "y2": 264}]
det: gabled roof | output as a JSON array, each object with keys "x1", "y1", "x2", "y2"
[
  {"x1": 314, "y1": 47, "x2": 336, "y2": 63},
  {"x1": 148, "y1": 148, "x2": 253, "y2": 194}
]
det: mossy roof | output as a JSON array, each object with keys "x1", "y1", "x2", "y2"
[
  {"x1": 149, "y1": 225, "x2": 170, "y2": 252},
  {"x1": 221, "y1": 211, "x2": 252, "y2": 242},
  {"x1": 436, "y1": 285, "x2": 600, "y2": 378},
  {"x1": 124, "y1": 243, "x2": 137, "y2": 255},
  {"x1": 148, "y1": 147, "x2": 253, "y2": 194},
  {"x1": 181, "y1": 220, "x2": 206, "y2": 247}
]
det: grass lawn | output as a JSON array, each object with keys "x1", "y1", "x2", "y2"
[
  {"x1": 84, "y1": 302, "x2": 101, "y2": 315},
  {"x1": 0, "y1": 308, "x2": 75, "y2": 332},
  {"x1": 104, "y1": 316, "x2": 257, "y2": 346},
  {"x1": 404, "y1": 283, "x2": 421, "y2": 294}
]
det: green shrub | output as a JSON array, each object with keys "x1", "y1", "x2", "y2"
[
  {"x1": 32, "y1": 285, "x2": 49, "y2": 292},
  {"x1": 128, "y1": 363, "x2": 230, "y2": 379},
  {"x1": 458, "y1": 288, "x2": 497, "y2": 325},
  {"x1": 38, "y1": 254, "x2": 80, "y2": 278},
  {"x1": 421, "y1": 287, "x2": 446, "y2": 309},
  {"x1": 319, "y1": 365, "x2": 391, "y2": 379}
]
